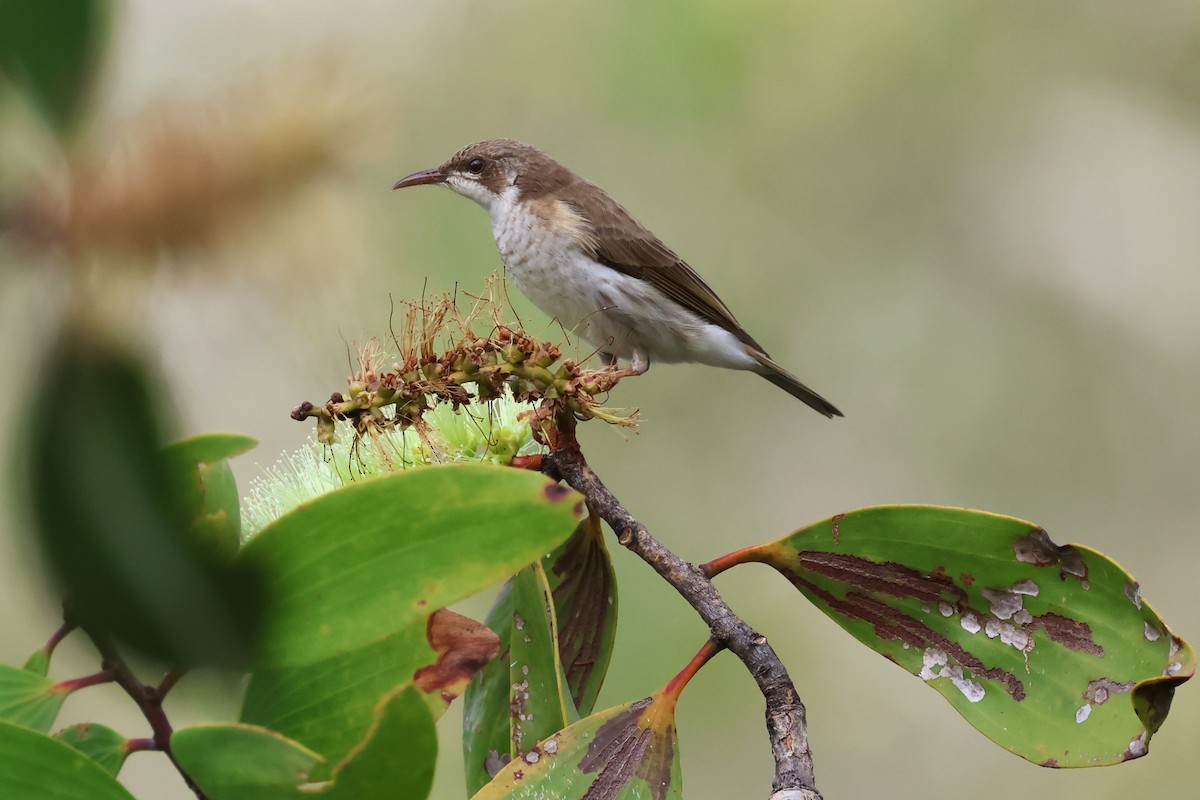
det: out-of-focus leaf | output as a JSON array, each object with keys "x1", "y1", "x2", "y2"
[
  {"x1": 238, "y1": 464, "x2": 582, "y2": 668},
  {"x1": 471, "y1": 690, "x2": 681, "y2": 800},
  {"x1": 0, "y1": 665, "x2": 64, "y2": 732},
  {"x1": 0, "y1": 720, "x2": 135, "y2": 800},
  {"x1": 242, "y1": 608, "x2": 496, "y2": 780},
  {"x1": 29, "y1": 331, "x2": 263, "y2": 669},
  {"x1": 0, "y1": 0, "x2": 110, "y2": 137},
  {"x1": 176, "y1": 685, "x2": 437, "y2": 800},
  {"x1": 53, "y1": 722, "x2": 129, "y2": 776},
  {"x1": 716, "y1": 505, "x2": 1195, "y2": 767},
  {"x1": 544, "y1": 509, "x2": 617, "y2": 716},
  {"x1": 161, "y1": 433, "x2": 258, "y2": 561}
]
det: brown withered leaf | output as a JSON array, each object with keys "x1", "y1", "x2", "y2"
[{"x1": 414, "y1": 609, "x2": 502, "y2": 704}]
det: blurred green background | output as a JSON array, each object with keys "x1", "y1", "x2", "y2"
[{"x1": 1, "y1": 1, "x2": 1197, "y2": 798}]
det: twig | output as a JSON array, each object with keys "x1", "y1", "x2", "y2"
[
  {"x1": 80, "y1": 629, "x2": 207, "y2": 800},
  {"x1": 53, "y1": 670, "x2": 115, "y2": 694},
  {"x1": 546, "y1": 420, "x2": 823, "y2": 800},
  {"x1": 45, "y1": 619, "x2": 76, "y2": 656},
  {"x1": 154, "y1": 666, "x2": 189, "y2": 702},
  {"x1": 125, "y1": 737, "x2": 157, "y2": 754}
]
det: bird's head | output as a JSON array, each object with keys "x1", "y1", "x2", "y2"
[{"x1": 392, "y1": 139, "x2": 572, "y2": 212}]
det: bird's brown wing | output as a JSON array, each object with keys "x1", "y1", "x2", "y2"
[{"x1": 564, "y1": 182, "x2": 767, "y2": 353}]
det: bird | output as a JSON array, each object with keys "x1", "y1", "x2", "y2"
[{"x1": 392, "y1": 139, "x2": 842, "y2": 418}]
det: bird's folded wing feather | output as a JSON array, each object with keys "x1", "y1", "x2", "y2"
[{"x1": 565, "y1": 184, "x2": 767, "y2": 354}]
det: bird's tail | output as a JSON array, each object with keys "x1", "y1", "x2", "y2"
[{"x1": 750, "y1": 352, "x2": 843, "y2": 418}]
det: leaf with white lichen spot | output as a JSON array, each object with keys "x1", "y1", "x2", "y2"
[
  {"x1": 462, "y1": 563, "x2": 579, "y2": 796},
  {"x1": 463, "y1": 512, "x2": 618, "y2": 795},
  {"x1": 470, "y1": 692, "x2": 681, "y2": 800},
  {"x1": 508, "y1": 563, "x2": 578, "y2": 754},
  {"x1": 470, "y1": 639, "x2": 714, "y2": 800},
  {"x1": 706, "y1": 505, "x2": 1195, "y2": 767}
]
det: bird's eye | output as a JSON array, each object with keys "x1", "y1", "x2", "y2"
[{"x1": 466, "y1": 157, "x2": 485, "y2": 174}]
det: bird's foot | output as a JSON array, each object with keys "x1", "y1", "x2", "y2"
[{"x1": 601, "y1": 351, "x2": 649, "y2": 380}]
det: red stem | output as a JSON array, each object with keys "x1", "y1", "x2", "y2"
[
  {"x1": 663, "y1": 639, "x2": 723, "y2": 702},
  {"x1": 52, "y1": 670, "x2": 115, "y2": 695},
  {"x1": 45, "y1": 620, "x2": 76, "y2": 657},
  {"x1": 699, "y1": 544, "x2": 764, "y2": 578},
  {"x1": 124, "y1": 737, "x2": 158, "y2": 754},
  {"x1": 509, "y1": 454, "x2": 545, "y2": 470},
  {"x1": 154, "y1": 666, "x2": 188, "y2": 701}
]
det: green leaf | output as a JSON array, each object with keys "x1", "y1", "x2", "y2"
[
  {"x1": 0, "y1": 0, "x2": 110, "y2": 137},
  {"x1": 509, "y1": 563, "x2": 578, "y2": 754},
  {"x1": 29, "y1": 332, "x2": 264, "y2": 669},
  {"x1": 242, "y1": 620, "x2": 429, "y2": 773},
  {"x1": 23, "y1": 649, "x2": 51, "y2": 677},
  {"x1": 172, "y1": 722, "x2": 322, "y2": 800},
  {"x1": 724, "y1": 505, "x2": 1196, "y2": 767},
  {"x1": 0, "y1": 664, "x2": 65, "y2": 732},
  {"x1": 161, "y1": 433, "x2": 258, "y2": 561},
  {"x1": 176, "y1": 685, "x2": 437, "y2": 800},
  {"x1": 316, "y1": 685, "x2": 437, "y2": 800},
  {"x1": 464, "y1": 581, "x2": 517, "y2": 795},
  {"x1": 464, "y1": 513, "x2": 617, "y2": 795},
  {"x1": 53, "y1": 723, "x2": 129, "y2": 776},
  {"x1": 471, "y1": 692, "x2": 681, "y2": 800},
  {"x1": 544, "y1": 509, "x2": 618, "y2": 716},
  {"x1": 161, "y1": 433, "x2": 258, "y2": 466},
  {"x1": 242, "y1": 608, "x2": 497, "y2": 779},
  {"x1": 0, "y1": 720, "x2": 135, "y2": 800},
  {"x1": 239, "y1": 464, "x2": 582, "y2": 668}
]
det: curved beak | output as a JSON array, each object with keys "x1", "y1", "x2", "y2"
[{"x1": 392, "y1": 167, "x2": 447, "y2": 190}]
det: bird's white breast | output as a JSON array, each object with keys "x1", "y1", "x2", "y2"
[{"x1": 487, "y1": 185, "x2": 755, "y2": 370}]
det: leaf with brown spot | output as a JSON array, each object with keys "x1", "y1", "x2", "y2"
[
  {"x1": 414, "y1": 610, "x2": 501, "y2": 701},
  {"x1": 544, "y1": 508, "x2": 618, "y2": 716},
  {"x1": 463, "y1": 563, "x2": 579, "y2": 795},
  {"x1": 510, "y1": 563, "x2": 578, "y2": 755},
  {"x1": 243, "y1": 608, "x2": 496, "y2": 781},
  {"x1": 707, "y1": 505, "x2": 1195, "y2": 767},
  {"x1": 469, "y1": 692, "x2": 681, "y2": 800},
  {"x1": 463, "y1": 512, "x2": 618, "y2": 795},
  {"x1": 53, "y1": 723, "x2": 130, "y2": 776},
  {"x1": 463, "y1": 581, "x2": 518, "y2": 796}
]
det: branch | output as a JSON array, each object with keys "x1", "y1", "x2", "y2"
[
  {"x1": 80, "y1": 629, "x2": 207, "y2": 800},
  {"x1": 546, "y1": 423, "x2": 823, "y2": 800}
]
